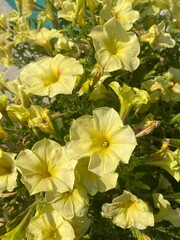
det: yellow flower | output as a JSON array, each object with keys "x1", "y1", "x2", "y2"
[
  {"x1": 6, "y1": 104, "x2": 30, "y2": 124},
  {"x1": 13, "y1": 16, "x2": 31, "y2": 46},
  {"x1": 0, "y1": 94, "x2": 8, "y2": 112},
  {"x1": 15, "y1": 0, "x2": 36, "y2": 17},
  {"x1": 69, "y1": 215, "x2": 91, "y2": 240},
  {"x1": 0, "y1": 42, "x2": 14, "y2": 67},
  {"x1": 89, "y1": 81, "x2": 109, "y2": 101},
  {"x1": 152, "y1": 0, "x2": 172, "y2": 10},
  {"x1": 171, "y1": 0, "x2": 180, "y2": 28},
  {"x1": 109, "y1": 81, "x2": 150, "y2": 120},
  {"x1": 142, "y1": 67, "x2": 180, "y2": 103},
  {"x1": 153, "y1": 193, "x2": 180, "y2": 227},
  {"x1": 76, "y1": 157, "x2": 118, "y2": 195},
  {"x1": 143, "y1": 74, "x2": 180, "y2": 105},
  {"x1": 100, "y1": 0, "x2": 140, "y2": 30},
  {"x1": 54, "y1": 36, "x2": 74, "y2": 53},
  {"x1": 129, "y1": 0, "x2": 149, "y2": 7},
  {"x1": 140, "y1": 21, "x2": 175, "y2": 50},
  {"x1": 27, "y1": 28, "x2": 74, "y2": 55},
  {"x1": 163, "y1": 67, "x2": 180, "y2": 102},
  {"x1": 58, "y1": 0, "x2": 98, "y2": 25},
  {"x1": 57, "y1": 0, "x2": 76, "y2": 22},
  {"x1": 101, "y1": 190, "x2": 154, "y2": 229},
  {"x1": 0, "y1": 149, "x2": 17, "y2": 192},
  {"x1": 0, "y1": 79, "x2": 31, "y2": 106},
  {"x1": 0, "y1": 127, "x2": 9, "y2": 139},
  {"x1": 45, "y1": 186, "x2": 89, "y2": 220},
  {"x1": 15, "y1": 138, "x2": 77, "y2": 195},
  {"x1": 144, "y1": 141, "x2": 180, "y2": 182},
  {"x1": 0, "y1": 113, "x2": 9, "y2": 139},
  {"x1": 66, "y1": 107, "x2": 137, "y2": 176},
  {"x1": 89, "y1": 17, "x2": 140, "y2": 72},
  {"x1": 28, "y1": 28, "x2": 62, "y2": 53},
  {"x1": 19, "y1": 54, "x2": 83, "y2": 98},
  {"x1": 28, "y1": 105, "x2": 55, "y2": 135},
  {"x1": 77, "y1": 64, "x2": 111, "y2": 96},
  {"x1": 26, "y1": 209, "x2": 75, "y2": 240}
]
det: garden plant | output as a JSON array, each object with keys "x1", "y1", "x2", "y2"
[{"x1": 0, "y1": 0, "x2": 180, "y2": 239}]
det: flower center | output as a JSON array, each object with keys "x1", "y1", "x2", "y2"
[
  {"x1": 124, "y1": 200, "x2": 136, "y2": 209},
  {"x1": 0, "y1": 166, "x2": 12, "y2": 176},
  {"x1": 50, "y1": 231, "x2": 57, "y2": 238},
  {"x1": 109, "y1": 43, "x2": 118, "y2": 55},
  {"x1": 91, "y1": 132, "x2": 110, "y2": 151},
  {"x1": 44, "y1": 69, "x2": 60, "y2": 86},
  {"x1": 41, "y1": 171, "x2": 52, "y2": 178},
  {"x1": 102, "y1": 141, "x2": 109, "y2": 148}
]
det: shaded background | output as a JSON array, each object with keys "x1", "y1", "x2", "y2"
[{"x1": 0, "y1": 1, "x2": 20, "y2": 79}]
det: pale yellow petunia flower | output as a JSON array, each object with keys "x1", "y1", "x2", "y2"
[
  {"x1": 15, "y1": 138, "x2": 77, "y2": 195},
  {"x1": 140, "y1": 21, "x2": 175, "y2": 50},
  {"x1": 100, "y1": 0, "x2": 140, "y2": 30},
  {"x1": 153, "y1": 193, "x2": 180, "y2": 227},
  {"x1": 45, "y1": 186, "x2": 89, "y2": 220},
  {"x1": 6, "y1": 104, "x2": 30, "y2": 124},
  {"x1": 28, "y1": 28, "x2": 63, "y2": 53},
  {"x1": 0, "y1": 79, "x2": 31, "y2": 106},
  {"x1": 142, "y1": 67, "x2": 180, "y2": 103},
  {"x1": 0, "y1": 112, "x2": 9, "y2": 139},
  {"x1": 145, "y1": 142, "x2": 180, "y2": 182},
  {"x1": 76, "y1": 157, "x2": 118, "y2": 196},
  {"x1": 89, "y1": 17, "x2": 140, "y2": 72},
  {"x1": 171, "y1": 0, "x2": 180, "y2": 28},
  {"x1": 69, "y1": 215, "x2": 91, "y2": 240},
  {"x1": 26, "y1": 209, "x2": 75, "y2": 240},
  {"x1": 57, "y1": 0, "x2": 76, "y2": 22},
  {"x1": 101, "y1": 190, "x2": 154, "y2": 229},
  {"x1": 19, "y1": 54, "x2": 83, "y2": 98},
  {"x1": 66, "y1": 107, "x2": 137, "y2": 177},
  {"x1": 109, "y1": 81, "x2": 150, "y2": 120},
  {"x1": 28, "y1": 105, "x2": 56, "y2": 135},
  {"x1": 0, "y1": 149, "x2": 17, "y2": 192}
]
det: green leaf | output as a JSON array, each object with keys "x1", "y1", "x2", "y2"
[
  {"x1": 0, "y1": 211, "x2": 33, "y2": 240},
  {"x1": 131, "y1": 227, "x2": 143, "y2": 240}
]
